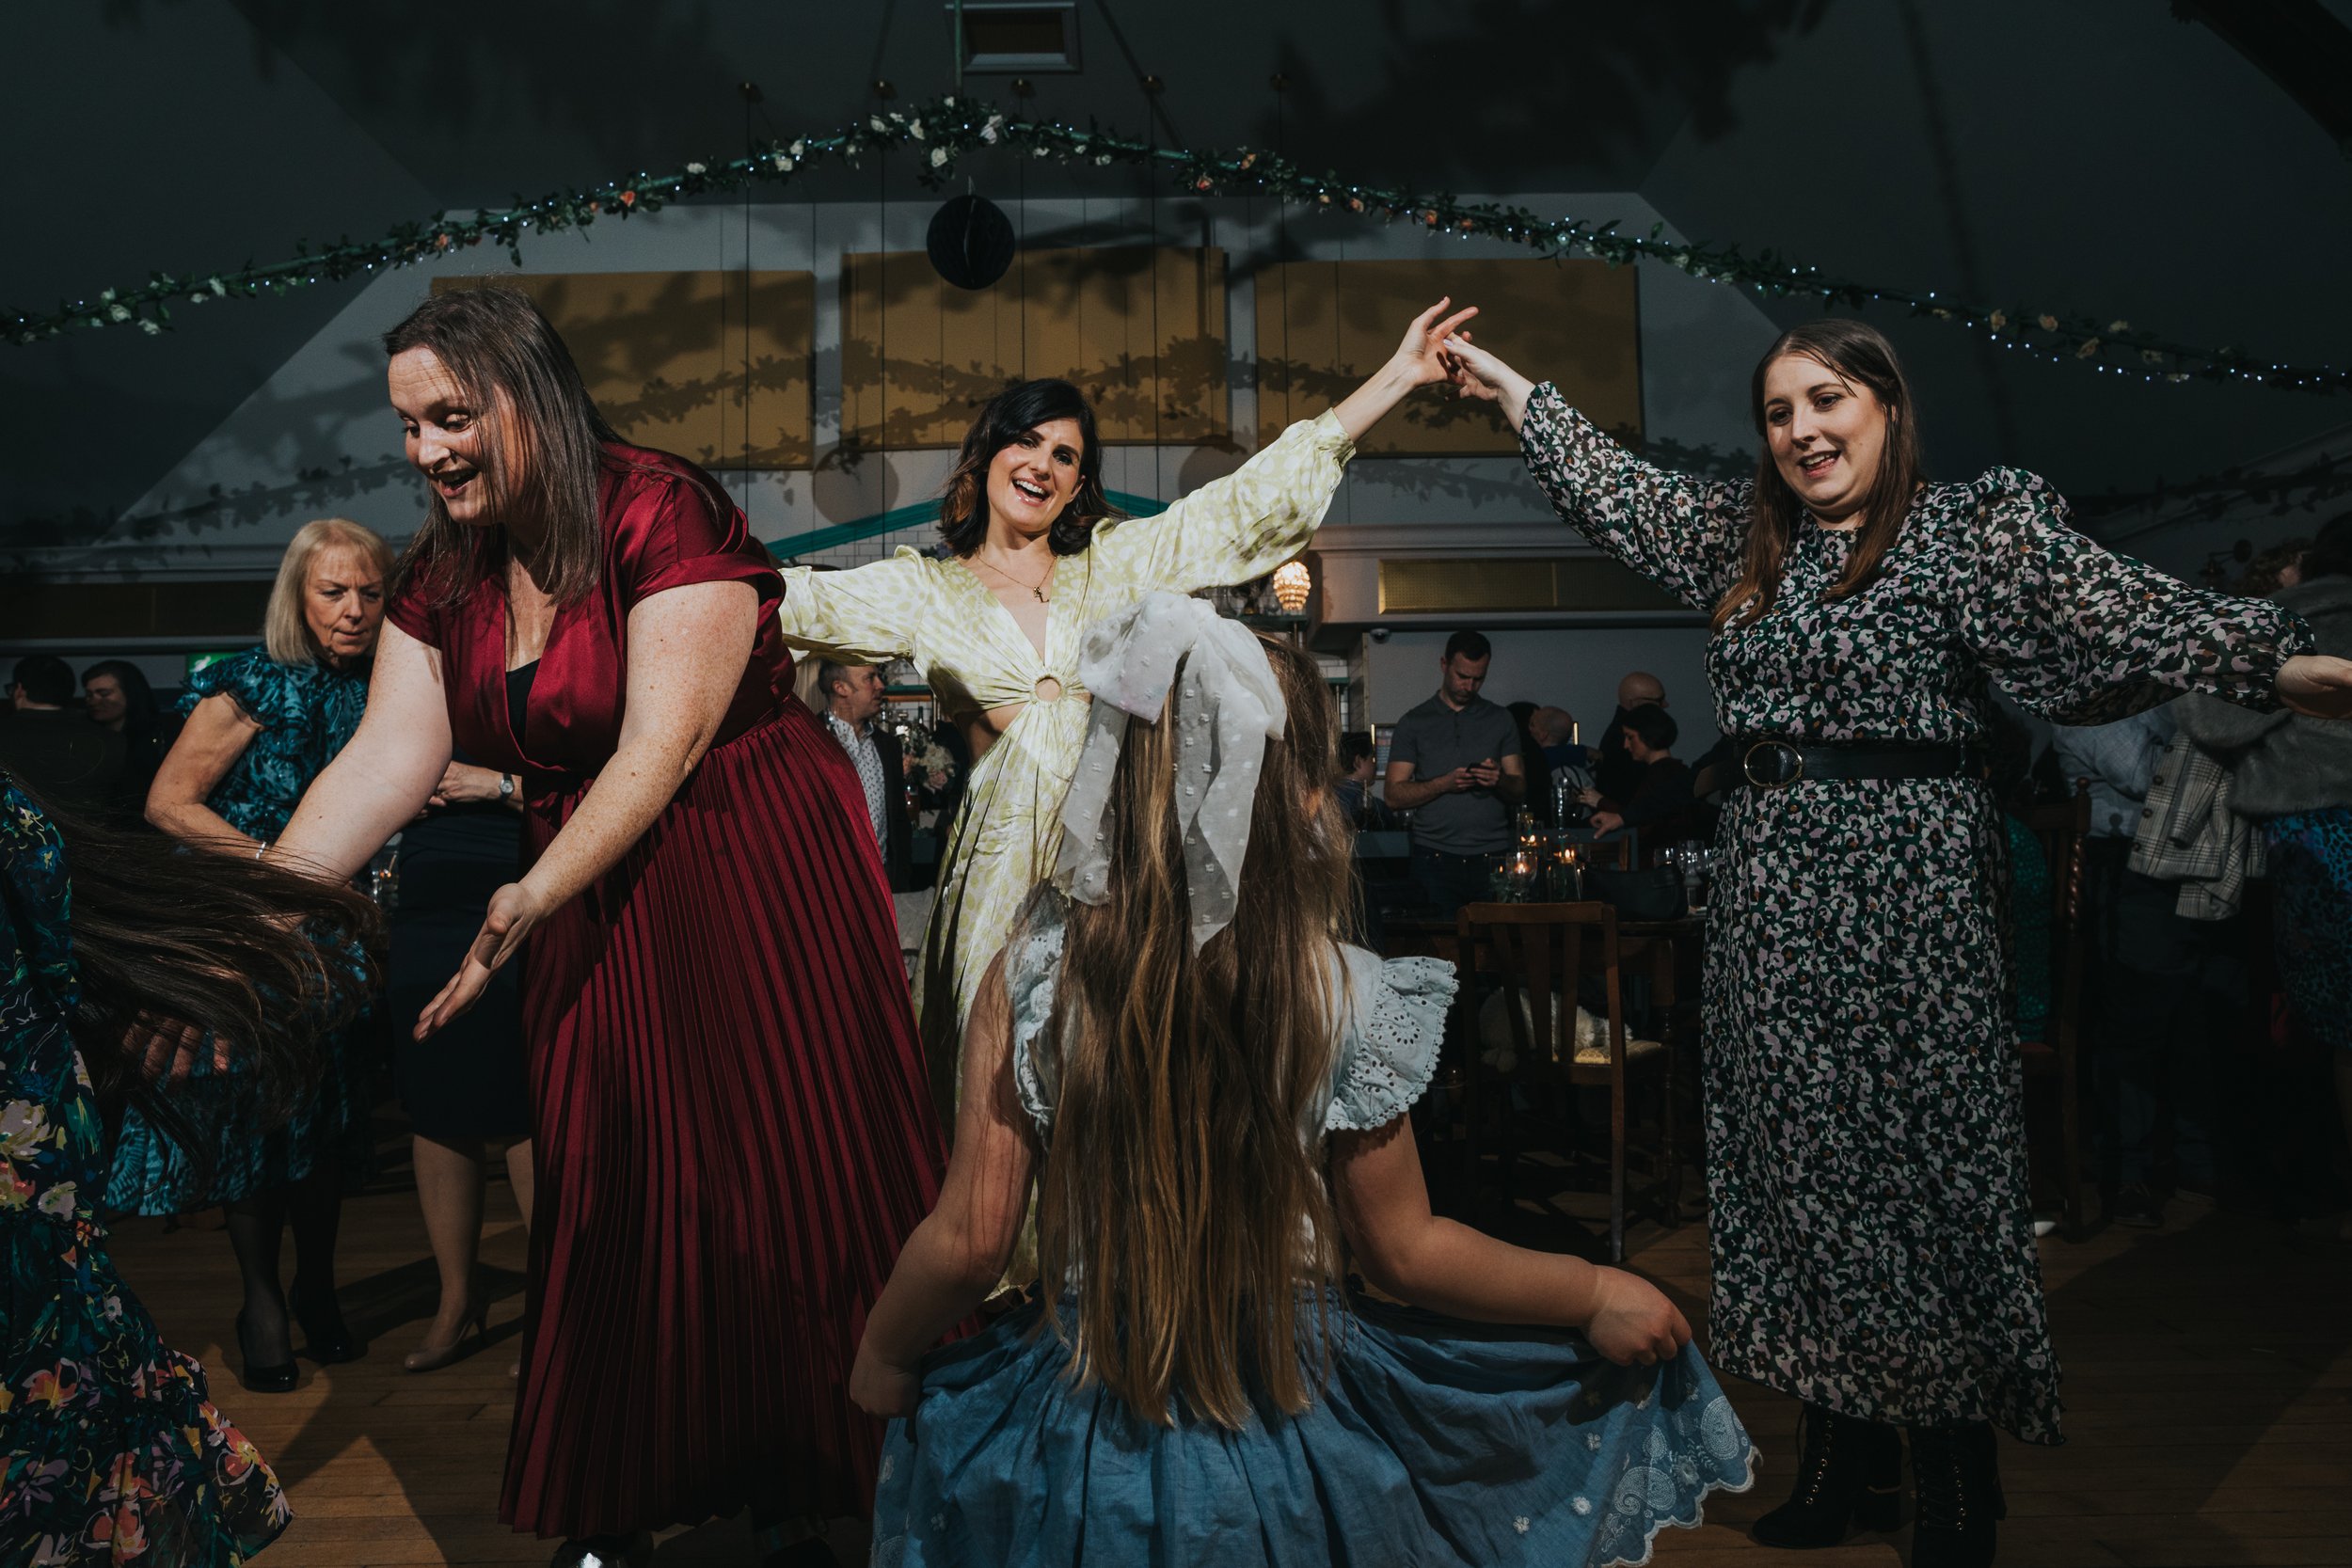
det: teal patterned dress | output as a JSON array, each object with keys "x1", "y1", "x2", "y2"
[
  {"x1": 104, "y1": 649, "x2": 373, "y2": 1215},
  {"x1": 1, "y1": 776, "x2": 292, "y2": 1563}
]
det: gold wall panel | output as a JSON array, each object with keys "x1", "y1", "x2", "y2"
[
  {"x1": 1257, "y1": 258, "x2": 1641, "y2": 455},
  {"x1": 1377, "y1": 557, "x2": 1682, "y2": 615},
  {"x1": 433, "y1": 271, "x2": 816, "y2": 468},
  {"x1": 840, "y1": 246, "x2": 1228, "y2": 448}
]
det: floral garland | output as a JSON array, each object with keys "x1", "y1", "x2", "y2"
[{"x1": 7, "y1": 96, "x2": 2341, "y2": 396}]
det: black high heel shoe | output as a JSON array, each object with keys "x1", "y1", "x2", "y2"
[
  {"x1": 548, "y1": 1533, "x2": 652, "y2": 1567},
  {"x1": 1749, "y1": 1401, "x2": 1902, "y2": 1548},
  {"x1": 234, "y1": 1309, "x2": 298, "y2": 1394},
  {"x1": 289, "y1": 1275, "x2": 364, "y2": 1364}
]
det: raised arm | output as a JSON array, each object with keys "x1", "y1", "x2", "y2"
[
  {"x1": 850, "y1": 954, "x2": 1038, "y2": 1416},
  {"x1": 1332, "y1": 1114, "x2": 1687, "y2": 1367},
  {"x1": 1446, "y1": 332, "x2": 1752, "y2": 610},
  {"x1": 410, "y1": 579, "x2": 758, "y2": 1037},
  {"x1": 271, "y1": 622, "x2": 454, "y2": 882},
  {"x1": 1089, "y1": 300, "x2": 1478, "y2": 593}
]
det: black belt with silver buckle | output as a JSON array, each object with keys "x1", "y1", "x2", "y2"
[{"x1": 1733, "y1": 736, "x2": 1979, "y2": 791}]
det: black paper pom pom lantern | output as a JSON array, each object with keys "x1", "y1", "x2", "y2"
[{"x1": 927, "y1": 194, "x2": 1018, "y2": 291}]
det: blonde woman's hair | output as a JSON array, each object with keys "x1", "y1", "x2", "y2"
[
  {"x1": 1035, "y1": 633, "x2": 1358, "y2": 1430},
  {"x1": 264, "y1": 518, "x2": 392, "y2": 667}
]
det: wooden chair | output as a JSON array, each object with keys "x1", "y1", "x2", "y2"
[
  {"x1": 1454, "y1": 902, "x2": 1677, "y2": 1261},
  {"x1": 2018, "y1": 782, "x2": 2092, "y2": 1241}
]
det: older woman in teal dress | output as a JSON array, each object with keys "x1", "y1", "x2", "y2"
[
  {"x1": 3, "y1": 772, "x2": 379, "y2": 1564},
  {"x1": 111, "y1": 517, "x2": 390, "y2": 1393}
]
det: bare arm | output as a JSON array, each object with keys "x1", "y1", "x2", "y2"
[
  {"x1": 850, "y1": 956, "x2": 1037, "y2": 1416},
  {"x1": 1496, "y1": 751, "x2": 1527, "y2": 804},
  {"x1": 1327, "y1": 297, "x2": 1483, "y2": 442},
  {"x1": 146, "y1": 694, "x2": 265, "y2": 851},
  {"x1": 1383, "y1": 758, "x2": 1467, "y2": 814},
  {"x1": 1332, "y1": 1114, "x2": 1689, "y2": 1366},
  {"x1": 271, "y1": 623, "x2": 456, "y2": 882},
  {"x1": 413, "y1": 579, "x2": 759, "y2": 1037}
]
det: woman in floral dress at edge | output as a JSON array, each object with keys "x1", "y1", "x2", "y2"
[
  {"x1": 774, "y1": 299, "x2": 1476, "y2": 1118},
  {"x1": 1442, "y1": 318, "x2": 2352, "y2": 1568},
  {"x1": 1, "y1": 777, "x2": 377, "y2": 1565}
]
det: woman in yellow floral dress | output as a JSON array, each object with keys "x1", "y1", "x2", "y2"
[{"x1": 778, "y1": 299, "x2": 1475, "y2": 1113}]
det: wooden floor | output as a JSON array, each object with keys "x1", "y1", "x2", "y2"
[{"x1": 107, "y1": 1153, "x2": 2352, "y2": 1567}]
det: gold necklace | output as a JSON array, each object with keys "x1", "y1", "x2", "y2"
[{"x1": 973, "y1": 551, "x2": 1055, "y2": 603}]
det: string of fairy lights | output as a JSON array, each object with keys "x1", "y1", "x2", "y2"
[{"x1": 7, "y1": 96, "x2": 2344, "y2": 398}]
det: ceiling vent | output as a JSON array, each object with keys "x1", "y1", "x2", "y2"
[{"x1": 953, "y1": 1, "x2": 1081, "y2": 73}]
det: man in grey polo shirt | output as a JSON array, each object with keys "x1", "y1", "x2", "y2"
[{"x1": 1384, "y1": 629, "x2": 1525, "y2": 916}]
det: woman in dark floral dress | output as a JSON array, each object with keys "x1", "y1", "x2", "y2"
[
  {"x1": 2, "y1": 774, "x2": 377, "y2": 1564},
  {"x1": 1444, "y1": 319, "x2": 2352, "y2": 1568}
]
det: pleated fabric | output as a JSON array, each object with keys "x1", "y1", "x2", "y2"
[
  {"x1": 386, "y1": 441, "x2": 948, "y2": 1540},
  {"x1": 503, "y1": 705, "x2": 942, "y2": 1536}
]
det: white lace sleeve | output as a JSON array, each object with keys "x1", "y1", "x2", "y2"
[
  {"x1": 1004, "y1": 894, "x2": 1070, "y2": 1137},
  {"x1": 1325, "y1": 947, "x2": 1456, "y2": 1132}
]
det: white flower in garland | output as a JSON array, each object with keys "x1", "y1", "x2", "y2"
[
  {"x1": 686, "y1": 161, "x2": 707, "y2": 175},
  {"x1": 930, "y1": 146, "x2": 949, "y2": 167}
]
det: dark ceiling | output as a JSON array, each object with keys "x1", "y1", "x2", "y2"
[{"x1": 8, "y1": 0, "x2": 2350, "y2": 539}]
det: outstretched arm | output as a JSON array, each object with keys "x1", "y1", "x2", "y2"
[
  {"x1": 271, "y1": 623, "x2": 455, "y2": 880},
  {"x1": 410, "y1": 579, "x2": 759, "y2": 1037},
  {"x1": 850, "y1": 955, "x2": 1037, "y2": 1416},
  {"x1": 1446, "y1": 330, "x2": 1752, "y2": 611},
  {"x1": 1333, "y1": 1112, "x2": 1689, "y2": 1367}
]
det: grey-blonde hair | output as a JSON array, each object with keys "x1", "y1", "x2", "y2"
[{"x1": 264, "y1": 518, "x2": 392, "y2": 666}]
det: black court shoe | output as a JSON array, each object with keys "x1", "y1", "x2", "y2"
[
  {"x1": 1908, "y1": 1420, "x2": 2002, "y2": 1568},
  {"x1": 1749, "y1": 1401, "x2": 1902, "y2": 1548},
  {"x1": 233, "y1": 1309, "x2": 298, "y2": 1394},
  {"x1": 289, "y1": 1274, "x2": 364, "y2": 1364}
]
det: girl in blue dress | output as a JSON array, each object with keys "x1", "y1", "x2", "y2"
[
  {"x1": 111, "y1": 518, "x2": 389, "y2": 1393},
  {"x1": 850, "y1": 594, "x2": 1754, "y2": 1568}
]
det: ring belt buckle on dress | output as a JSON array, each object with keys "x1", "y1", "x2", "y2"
[{"x1": 1742, "y1": 738, "x2": 1805, "y2": 791}]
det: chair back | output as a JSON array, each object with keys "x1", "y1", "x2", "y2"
[
  {"x1": 1455, "y1": 902, "x2": 1625, "y2": 1076},
  {"x1": 2020, "y1": 780, "x2": 2092, "y2": 1054}
]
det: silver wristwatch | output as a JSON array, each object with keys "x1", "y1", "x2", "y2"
[{"x1": 498, "y1": 772, "x2": 516, "y2": 801}]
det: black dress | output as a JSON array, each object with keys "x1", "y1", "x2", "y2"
[
  {"x1": 388, "y1": 742, "x2": 530, "y2": 1140},
  {"x1": 1519, "y1": 385, "x2": 2312, "y2": 1443}
]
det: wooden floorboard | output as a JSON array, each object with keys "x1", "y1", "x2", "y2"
[{"x1": 103, "y1": 1151, "x2": 2352, "y2": 1566}]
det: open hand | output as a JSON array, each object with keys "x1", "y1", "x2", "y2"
[
  {"x1": 132, "y1": 1012, "x2": 229, "y2": 1085},
  {"x1": 2279, "y1": 654, "x2": 2352, "y2": 720},
  {"x1": 1584, "y1": 1266, "x2": 1692, "y2": 1368},
  {"x1": 417, "y1": 881, "x2": 549, "y2": 1039},
  {"x1": 1386, "y1": 297, "x2": 1483, "y2": 390},
  {"x1": 1439, "y1": 329, "x2": 1537, "y2": 430}
]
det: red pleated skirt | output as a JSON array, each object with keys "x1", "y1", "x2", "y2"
[{"x1": 501, "y1": 702, "x2": 946, "y2": 1538}]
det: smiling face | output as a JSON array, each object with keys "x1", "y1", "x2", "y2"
[
  {"x1": 305, "y1": 544, "x2": 387, "y2": 667},
  {"x1": 1760, "y1": 353, "x2": 1890, "y2": 527},
  {"x1": 985, "y1": 419, "x2": 1085, "y2": 544},
  {"x1": 389, "y1": 345, "x2": 511, "y2": 527}
]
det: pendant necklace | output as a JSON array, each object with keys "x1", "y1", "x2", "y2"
[{"x1": 973, "y1": 552, "x2": 1055, "y2": 603}]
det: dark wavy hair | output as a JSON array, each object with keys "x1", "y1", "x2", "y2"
[
  {"x1": 937, "y1": 379, "x2": 1120, "y2": 558},
  {"x1": 1715, "y1": 319, "x2": 1927, "y2": 631},
  {"x1": 384, "y1": 287, "x2": 620, "y2": 610},
  {"x1": 4, "y1": 777, "x2": 382, "y2": 1157}
]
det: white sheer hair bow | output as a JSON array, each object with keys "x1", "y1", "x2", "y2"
[{"x1": 1055, "y1": 592, "x2": 1288, "y2": 948}]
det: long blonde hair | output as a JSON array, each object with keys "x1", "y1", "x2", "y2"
[
  {"x1": 264, "y1": 518, "x2": 391, "y2": 666},
  {"x1": 1035, "y1": 633, "x2": 1358, "y2": 1429}
]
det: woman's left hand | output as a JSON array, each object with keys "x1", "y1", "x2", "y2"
[
  {"x1": 2278, "y1": 654, "x2": 2352, "y2": 720},
  {"x1": 427, "y1": 761, "x2": 509, "y2": 808},
  {"x1": 416, "y1": 881, "x2": 549, "y2": 1039},
  {"x1": 849, "y1": 1345, "x2": 921, "y2": 1418},
  {"x1": 1384, "y1": 297, "x2": 1482, "y2": 389}
]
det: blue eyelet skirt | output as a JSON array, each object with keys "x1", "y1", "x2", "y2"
[{"x1": 870, "y1": 1291, "x2": 1756, "y2": 1568}]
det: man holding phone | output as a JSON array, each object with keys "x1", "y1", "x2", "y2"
[{"x1": 1385, "y1": 629, "x2": 1525, "y2": 916}]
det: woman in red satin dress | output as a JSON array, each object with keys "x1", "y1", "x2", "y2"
[{"x1": 270, "y1": 288, "x2": 944, "y2": 1568}]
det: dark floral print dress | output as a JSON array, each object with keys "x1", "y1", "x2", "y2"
[
  {"x1": 2, "y1": 776, "x2": 291, "y2": 1564},
  {"x1": 1518, "y1": 385, "x2": 2313, "y2": 1443}
]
